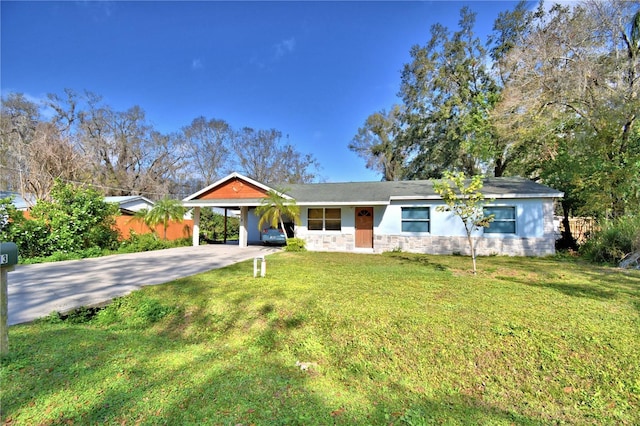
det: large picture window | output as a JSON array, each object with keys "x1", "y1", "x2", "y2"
[
  {"x1": 401, "y1": 207, "x2": 430, "y2": 233},
  {"x1": 308, "y1": 208, "x2": 341, "y2": 231},
  {"x1": 484, "y1": 206, "x2": 516, "y2": 234}
]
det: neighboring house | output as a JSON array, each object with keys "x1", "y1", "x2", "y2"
[
  {"x1": 0, "y1": 191, "x2": 37, "y2": 211},
  {"x1": 183, "y1": 172, "x2": 564, "y2": 256},
  {"x1": 104, "y1": 195, "x2": 155, "y2": 215}
]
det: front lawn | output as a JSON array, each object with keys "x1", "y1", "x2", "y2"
[{"x1": 2, "y1": 252, "x2": 639, "y2": 424}]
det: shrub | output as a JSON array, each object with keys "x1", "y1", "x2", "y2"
[
  {"x1": 580, "y1": 215, "x2": 640, "y2": 264},
  {"x1": 118, "y1": 233, "x2": 171, "y2": 253},
  {"x1": 285, "y1": 237, "x2": 306, "y2": 252}
]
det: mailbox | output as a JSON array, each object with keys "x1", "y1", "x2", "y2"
[{"x1": 0, "y1": 242, "x2": 18, "y2": 267}]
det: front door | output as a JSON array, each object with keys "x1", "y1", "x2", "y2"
[{"x1": 355, "y1": 207, "x2": 374, "y2": 248}]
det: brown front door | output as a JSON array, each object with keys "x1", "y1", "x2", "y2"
[{"x1": 355, "y1": 207, "x2": 374, "y2": 248}]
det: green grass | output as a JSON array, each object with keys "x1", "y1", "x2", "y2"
[{"x1": 2, "y1": 252, "x2": 639, "y2": 425}]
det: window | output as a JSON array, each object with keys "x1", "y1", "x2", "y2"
[
  {"x1": 325, "y1": 208, "x2": 342, "y2": 230},
  {"x1": 308, "y1": 208, "x2": 324, "y2": 230},
  {"x1": 401, "y1": 207, "x2": 430, "y2": 233},
  {"x1": 484, "y1": 206, "x2": 516, "y2": 233},
  {"x1": 308, "y1": 208, "x2": 341, "y2": 231}
]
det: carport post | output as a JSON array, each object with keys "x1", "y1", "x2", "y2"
[
  {"x1": 239, "y1": 206, "x2": 248, "y2": 248},
  {"x1": 192, "y1": 206, "x2": 200, "y2": 247}
]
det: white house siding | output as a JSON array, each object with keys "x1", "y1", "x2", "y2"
[{"x1": 297, "y1": 199, "x2": 557, "y2": 256}]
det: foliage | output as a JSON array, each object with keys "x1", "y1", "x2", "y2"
[
  {"x1": 348, "y1": 105, "x2": 407, "y2": 181},
  {"x1": 181, "y1": 116, "x2": 233, "y2": 187},
  {"x1": 350, "y1": 0, "x2": 638, "y2": 244},
  {"x1": 397, "y1": 7, "x2": 500, "y2": 179},
  {"x1": 2, "y1": 253, "x2": 639, "y2": 424},
  {"x1": 1, "y1": 182, "x2": 119, "y2": 258},
  {"x1": 284, "y1": 237, "x2": 306, "y2": 252},
  {"x1": 135, "y1": 197, "x2": 185, "y2": 240},
  {"x1": 234, "y1": 127, "x2": 320, "y2": 183},
  {"x1": 580, "y1": 215, "x2": 640, "y2": 264},
  {"x1": 93, "y1": 291, "x2": 179, "y2": 329},
  {"x1": 491, "y1": 1, "x2": 640, "y2": 219},
  {"x1": 2, "y1": 89, "x2": 320, "y2": 201},
  {"x1": 255, "y1": 189, "x2": 300, "y2": 241},
  {"x1": 117, "y1": 233, "x2": 190, "y2": 254},
  {"x1": 199, "y1": 208, "x2": 239, "y2": 241},
  {"x1": 433, "y1": 171, "x2": 494, "y2": 273}
]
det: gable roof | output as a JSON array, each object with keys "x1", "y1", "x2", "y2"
[
  {"x1": 183, "y1": 172, "x2": 291, "y2": 202},
  {"x1": 104, "y1": 196, "x2": 155, "y2": 212},
  {"x1": 104, "y1": 195, "x2": 154, "y2": 205},
  {"x1": 279, "y1": 177, "x2": 563, "y2": 205},
  {"x1": 182, "y1": 173, "x2": 563, "y2": 207}
]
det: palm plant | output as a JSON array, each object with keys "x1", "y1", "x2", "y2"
[
  {"x1": 133, "y1": 198, "x2": 186, "y2": 240},
  {"x1": 255, "y1": 189, "x2": 299, "y2": 241}
]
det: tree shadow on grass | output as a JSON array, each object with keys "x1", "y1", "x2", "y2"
[
  {"x1": 385, "y1": 252, "x2": 450, "y2": 272},
  {"x1": 2, "y1": 320, "x2": 537, "y2": 425},
  {"x1": 6, "y1": 255, "x2": 634, "y2": 424},
  {"x1": 483, "y1": 255, "x2": 640, "y2": 312}
]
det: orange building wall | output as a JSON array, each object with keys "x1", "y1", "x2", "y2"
[{"x1": 114, "y1": 215, "x2": 193, "y2": 241}]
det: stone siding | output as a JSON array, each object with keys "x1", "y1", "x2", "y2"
[
  {"x1": 301, "y1": 233, "x2": 555, "y2": 256},
  {"x1": 373, "y1": 235, "x2": 555, "y2": 256},
  {"x1": 303, "y1": 234, "x2": 356, "y2": 252}
]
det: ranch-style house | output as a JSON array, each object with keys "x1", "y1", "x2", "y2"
[{"x1": 183, "y1": 172, "x2": 563, "y2": 256}]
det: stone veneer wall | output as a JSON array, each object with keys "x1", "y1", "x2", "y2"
[
  {"x1": 302, "y1": 233, "x2": 555, "y2": 256},
  {"x1": 373, "y1": 235, "x2": 555, "y2": 256},
  {"x1": 303, "y1": 234, "x2": 356, "y2": 252}
]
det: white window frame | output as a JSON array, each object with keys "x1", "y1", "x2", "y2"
[
  {"x1": 307, "y1": 208, "x2": 341, "y2": 231},
  {"x1": 401, "y1": 206, "x2": 430, "y2": 233},
  {"x1": 484, "y1": 206, "x2": 517, "y2": 234}
]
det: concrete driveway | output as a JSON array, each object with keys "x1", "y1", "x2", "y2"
[{"x1": 6, "y1": 244, "x2": 280, "y2": 325}]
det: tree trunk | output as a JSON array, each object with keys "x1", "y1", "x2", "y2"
[
  {"x1": 558, "y1": 201, "x2": 578, "y2": 251},
  {"x1": 279, "y1": 216, "x2": 288, "y2": 242},
  {"x1": 468, "y1": 234, "x2": 477, "y2": 274}
]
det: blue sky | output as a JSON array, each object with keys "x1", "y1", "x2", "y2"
[{"x1": 2, "y1": 1, "x2": 528, "y2": 183}]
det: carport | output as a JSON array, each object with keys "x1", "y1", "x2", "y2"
[{"x1": 182, "y1": 172, "x2": 293, "y2": 248}]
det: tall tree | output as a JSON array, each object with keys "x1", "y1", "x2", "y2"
[
  {"x1": 492, "y1": 0, "x2": 640, "y2": 219},
  {"x1": 78, "y1": 102, "x2": 185, "y2": 197},
  {"x1": 349, "y1": 105, "x2": 406, "y2": 181},
  {"x1": 21, "y1": 122, "x2": 86, "y2": 201},
  {"x1": 0, "y1": 93, "x2": 41, "y2": 193},
  {"x1": 398, "y1": 7, "x2": 500, "y2": 179},
  {"x1": 181, "y1": 116, "x2": 233, "y2": 187},
  {"x1": 233, "y1": 128, "x2": 320, "y2": 183}
]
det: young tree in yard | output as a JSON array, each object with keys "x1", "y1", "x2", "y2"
[
  {"x1": 255, "y1": 190, "x2": 300, "y2": 241},
  {"x1": 143, "y1": 198, "x2": 186, "y2": 241},
  {"x1": 433, "y1": 172, "x2": 494, "y2": 274}
]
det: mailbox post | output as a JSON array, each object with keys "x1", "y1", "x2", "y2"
[{"x1": 1, "y1": 242, "x2": 19, "y2": 355}]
